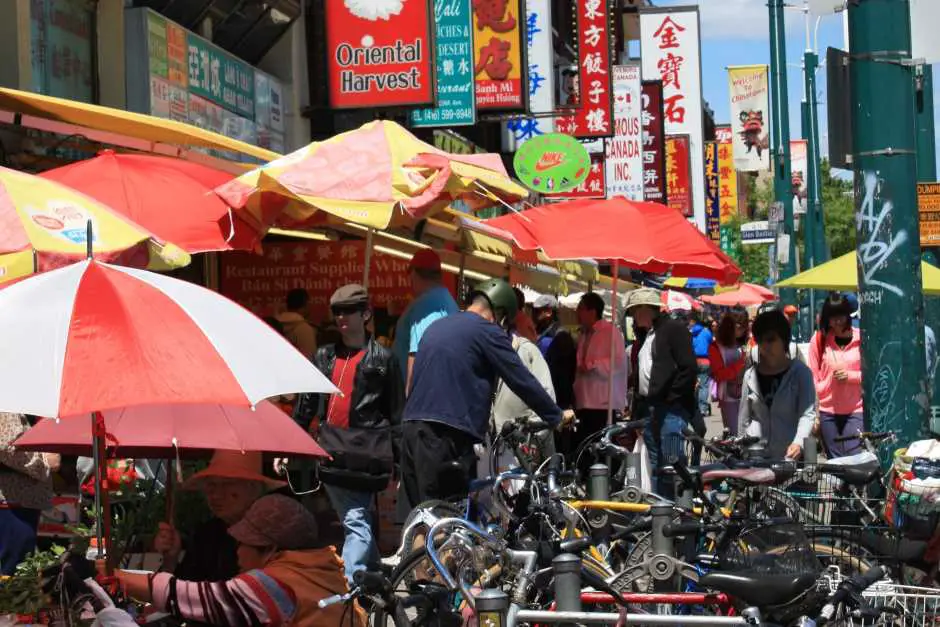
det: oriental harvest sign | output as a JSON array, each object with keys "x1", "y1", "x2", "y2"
[{"x1": 325, "y1": 0, "x2": 435, "y2": 108}]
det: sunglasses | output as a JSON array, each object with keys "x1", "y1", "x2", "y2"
[{"x1": 331, "y1": 305, "x2": 365, "y2": 317}]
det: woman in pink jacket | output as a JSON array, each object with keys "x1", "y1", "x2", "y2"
[{"x1": 808, "y1": 294, "x2": 863, "y2": 457}]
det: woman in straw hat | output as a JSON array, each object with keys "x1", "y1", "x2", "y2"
[
  {"x1": 119, "y1": 494, "x2": 365, "y2": 626},
  {"x1": 152, "y1": 450, "x2": 285, "y2": 582}
]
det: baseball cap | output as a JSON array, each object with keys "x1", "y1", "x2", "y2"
[
  {"x1": 330, "y1": 284, "x2": 369, "y2": 308},
  {"x1": 783, "y1": 305, "x2": 798, "y2": 315},
  {"x1": 532, "y1": 294, "x2": 559, "y2": 310},
  {"x1": 409, "y1": 249, "x2": 442, "y2": 272},
  {"x1": 228, "y1": 494, "x2": 319, "y2": 550}
]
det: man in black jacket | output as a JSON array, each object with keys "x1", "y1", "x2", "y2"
[
  {"x1": 293, "y1": 284, "x2": 404, "y2": 584},
  {"x1": 625, "y1": 288, "x2": 697, "y2": 498}
]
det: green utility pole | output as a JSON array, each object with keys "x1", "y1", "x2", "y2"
[
  {"x1": 804, "y1": 50, "x2": 827, "y2": 267},
  {"x1": 849, "y1": 0, "x2": 929, "y2": 454},
  {"x1": 800, "y1": 99, "x2": 815, "y2": 342},
  {"x1": 915, "y1": 64, "x2": 940, "y2": 431},
  {"x1": 769, "y1": 0, "x2": 796, "y2": 304}
]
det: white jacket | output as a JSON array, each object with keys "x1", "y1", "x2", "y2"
[{"x1": 574, "y1": 320, "x2": 628, "y2": 410}]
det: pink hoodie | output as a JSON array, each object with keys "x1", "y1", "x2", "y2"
[{"x1": 808, "y1": 327, "x2": 863, "y2": 415}]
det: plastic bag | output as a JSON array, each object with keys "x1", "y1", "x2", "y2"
[{"x1": 634, "y1": 435, "x2": 653, "y2": 493}]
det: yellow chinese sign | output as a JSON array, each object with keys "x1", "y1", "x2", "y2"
[
  {"x1": 716, "y1": 126, "x2": 738, "y2": 225},
  {"x1": 472, "y1": 0, "x2": 524, "y2": 110},
  {"x1": 919, "y1": 182, "x2": 940, "y2": 246}
]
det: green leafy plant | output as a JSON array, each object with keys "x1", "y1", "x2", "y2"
[{"x1": 0, "y1": 544, "x2": 65, "y2": 618}]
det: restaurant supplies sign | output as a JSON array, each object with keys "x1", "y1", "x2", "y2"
[
  {"x1": 640, "y1": 7, "x2": 706, "y2": 229},
  {"x1": 473, "y1": 0, "x2": 525, "y2": 110},
  {"x1": 556, "y1": 0, "x2": 614, "y2": 139},
  {"x1": 544, "y1": 154, "x2": 606, "y2": 199},
  {"x1": 918, "y1": 182, "x2": 940, "y2": 246},
  {"x1": 704, "y1": 141, "x2": 720, "y2": 243},
  {"x1": 641, "y1": 81, "x2": 666, "y2": 202},
  {"x1": 325, "y1": 0, "x2": 435, "y2": 108},
  {"x1": 728, "y1": 65, "x2": 770, "y2": 172},
  {"x1": 605, "y1": 65, "x2": 643, "y2": 200},
  {"x1": 665, "y1": 134, "x2": 692, "y2": 217},
  {"x1": 412, "y1": 0, "x2": 476, "y2": 127}
]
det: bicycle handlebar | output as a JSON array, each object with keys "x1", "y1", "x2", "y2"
[
  {"x1": 832, "y1": 431, "x2": 892, "y2": 444},
  {"x1": 817, "y1": 564, "x2": 888, "y2": 623}
]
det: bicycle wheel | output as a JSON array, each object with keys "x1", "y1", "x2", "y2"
[
  {"x1": 370, "y1": 548, "x2": 453, "y2": 626},
  {"x1": 392, "y1": 499, "x2": 466, "y2": 565}
]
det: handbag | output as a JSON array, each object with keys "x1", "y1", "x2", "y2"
[{"x1": 317, "y1": 423, "x2": 394, "y2": 477}]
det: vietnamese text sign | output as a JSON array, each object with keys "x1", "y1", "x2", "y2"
[
  {"x1": 790, "y1": 139, "x2": 808, "y2": 213},
  {"x1": 665, "y1": 134, "x2": 692, "y2": 217},
  {"x1": 641, "y1": 81, "x2": 666, "y2": 203},
  {"x1": 605, "y1": 65, "x2": 643, "y2": 200},
  {"x1": 705, "y1": 141, "x2": 720, "y2": 243},
  {"x1": 640, "y1": 7, "x2": 705, "y2": 230},
  {"x1": 220, "y1": 241, "x2": 414, "y2": 325},
  {"x1": 501, "y1": 0, "x2": 555, "y2": 150},
  {"x1": 716, "y1": 124, "x2": 738, "y2": 226},
  {"x1": 544, "y1": 154, "x2": 606, "y2": 199},
  {"x1": 728, "y1": 65, "x2": 770, "y2": 172},
  {"x1": 412, "y1": 0, "x2": 476, "y2": 127},
  {"x1": 919, "y1": 182, "x2": 940, "y2": 246},
  {"x1": 187, "y1": 34, "x2": 255, "y2": 118},
  {"x1": 473, "y1": 0, "x2": 525, "y2": 110},
  {"x1": 741, "y1": 220, "x2": 776, "y2": 245},
  {"x1": 325, "y1": 0, "x2": 434, "y2": 108},
  {"x1": 556, "y1": 0, "x2": 614, "y2": 139}
]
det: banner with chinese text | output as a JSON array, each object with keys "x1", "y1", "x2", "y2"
[
  {"x1": 716, "y1": 125, "x2": 738, "y2": 227},
  {"x1": 704, "y1": 141, "x2": 721, "y2": 243},
  {"x1": 473, "y1": 0, "x2": 525, "y2": 110},
  {"x1": 325, "y1": 0, "x2": 435, "y2": 108},
  {"x1": 544, "y1": 154, "x2": 606, "y2": 199},
  {"x1": 412, "y1": 0, "x2": 476, "y2": 127},
  {"x1": 790, "y1": 139, "x2": 808, "y2": 213},
  {"x1": 501, "y1": 0, "x2": 555, "y2": 150},
  {"x1": 556, "y1": 0, "x2": 614, "y2": 139},
  {"x1": 665, "y1": 134, "x2": 692, "y2": 217},
  {"x1": 640, "y1": 7, "x2": 705, "y2": 229},
  {"x1": 605, "y1": 65, "x2": 643, "y2": 200},
  {"x1": 641, "y1": 81, "x2": 666, "y2": 203},
  {"x1": 728, "y1": 65, "x2": 770, "y2": 171}
]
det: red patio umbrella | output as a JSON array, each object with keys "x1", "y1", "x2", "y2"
[
  {"x1": 40, "y1": 150, "x2": 260, "y2": 253},
  {"x1": 702, "y1": 283, "x2": 775, "y2": 307}
]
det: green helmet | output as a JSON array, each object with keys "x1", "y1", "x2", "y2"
[{"x1": 472, "y1": 278, "x2": 518, "y2": 322}]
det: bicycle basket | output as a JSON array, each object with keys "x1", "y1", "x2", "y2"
[
  {"x1": 718, "y1": 519, "x2": 822, "y2": 576},
  {"x1": 883, "y1": 445, "x2": 940, "y2": 540}
]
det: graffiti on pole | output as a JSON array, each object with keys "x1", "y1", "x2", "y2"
[{"x1": 857, "y1": 170, "x2": 908, "y2": 301}]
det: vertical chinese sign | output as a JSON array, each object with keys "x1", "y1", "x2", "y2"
[
  {"x1": 473, "y1": 0, "x2": 525, "y2": 110},
  {"x1": 727, "y1": 65, "x2": 770, "y2": 171},
  {"x1": 704, "y1": 142, "x2": 721, "y2": 243},
  {"x1": 640, "y1": 7, "x2": 705, "y2": 230},
  {"x1": 790, "y1": 139, "x2": 808, "y2": 213},
  {"x1": 325, "y1": 0, "x2": 435, "y2": 108},
  {"x1": 501, "y1": 0, "x2": 555, "y2": 150},
  {"x1": 641, "y1": 81, "x2": 667, "y2": 203},
  {"x1": 716, "y1": 125, "x2": 739, "y2": 259},
  {"x1": 665, "y1": 135, "x2": 692, "y2": 217},
  {"x1": 556, "y1": 0, "x2": 614, "y2": 139},
  {"x1": 30, "y1": 0, "x2": 94, "y2": 103},
  {"x1": 412, "y1": 0, "x2": 476, "y2": 127},
  {"x1": 605, "y1": 64, "x2": 643, "y2": 200},
  {"x1": 544, "y1": 155, "x2": 607, "y2": 199}
]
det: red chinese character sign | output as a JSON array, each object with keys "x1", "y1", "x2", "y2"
[
  {"x1": 554, "y1": 0, "x2": 613, "y2": 139},
  {"x1": 640, "y1": 8, "x2": 705, "y2": 230},
  {"x1": 641, "y1": 80, "x2": 666, "y2": 203},
  {"x1": 473, "y1": 0, "x2": 525, "y2": 110},
  {"x1": 325, "y1": 0, "x2": 435, "y2": 108},
  {"x1": 665, "y1": 134, "x2": 692, "y2": 217},
  {"x1": 544, "y1": 154, "x2": 606, "y2": 199}
]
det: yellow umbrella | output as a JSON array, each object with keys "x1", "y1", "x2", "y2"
[
  {"x1": 0, "y1": 166, "x2": 188, "y2": 283},
  {"x1": 214, "y1": 120, "x2": 528, "y2": 232},
  {"x1": 776, "y1": 251, "x2": 940, "y2": 295}
]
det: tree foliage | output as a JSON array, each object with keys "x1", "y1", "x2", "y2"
[{"x1": 819, "y1": 160, "x2": 855, "y2": 258}]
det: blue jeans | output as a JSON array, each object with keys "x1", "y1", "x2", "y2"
[
  {"x1": 0, "y1": 508, "x2": 40, "y2": 575},
  {"x1": 696, "y1": 363, "x2": 712, "y2": 417},
  {"x1": 324, "y1": 484, "x2": 379, "y2": 584},
  {"x1": 643, "y1": 404, "x2": 690, "y2": 499}
]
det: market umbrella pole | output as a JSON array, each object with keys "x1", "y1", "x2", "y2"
[
  {"x1": 90, "y1": 412, "x2": 103, "y2": 558},
  {"x1": 607, "y1": 261, "x2": 619, "y2": 426},
  {"x1": 363, "y1": 228, "x2": 374, "y2": 289}
]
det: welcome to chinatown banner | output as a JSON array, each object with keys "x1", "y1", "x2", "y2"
[{"x1": 728, "y1": 64, "x2": 770, "y2": 172}]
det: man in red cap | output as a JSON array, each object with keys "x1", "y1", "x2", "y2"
[{"x1": 393, "y1": 249, "x2": 458, "y2": 392}]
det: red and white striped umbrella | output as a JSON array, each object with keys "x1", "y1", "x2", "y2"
[{"x1": 0, "y1": 259, "x2": 337, "y2": 418}]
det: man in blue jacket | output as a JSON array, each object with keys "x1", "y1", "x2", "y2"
[
  {"x1": 397, "y1": 278, "x2": 574, "y2": 516},
  {"x1": 689, "y1": 312, "x2": 713, "y2": 418}
]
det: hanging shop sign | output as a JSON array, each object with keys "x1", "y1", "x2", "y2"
[
  {"x1": 640, "y1": 7, "x2": 706, "y2": 229},
  {"x1": 641, "y1": 80, "x2": 666, "y2": 203},
  {"x1": 665, "y1": 134, "x2": 692, "y2": 217},
  {"x1": 501, "y1": 0, "x2": 555, "y2": 151},
  {"x1": 555, "y1": 0, "x2": 614, "y2": 139},
  {"x1": 727, "y1": 65, "x2": 770, "y2": 172},
  {"x1": 186, "y1": 36, "x2": 255, "y2": 118},
  {"x1": 716, "y1": 124, "x2": 738, "y2": 225},
  {"x1": 513, "y1": 133, "x2": 591, "y2": 194},
  {"x1": 790, "y1": 139, "x2": 808, "y2": 214},
  {"x1": 704, "y1": 141, "x2": 721, "y2": 244},
  {"x1": 412, "y1": 0, "x2": 476, "y2": 127},
  {"x1": 544, "y1": 154, "x2": 606, "y2": 200},
  {"x1": 605, "y1": 64, "x2": 643, "y2": 200},
  {"x1": 918, "y1": 182, "x2": 940, "y2": 246},
  {"x1": 30, "y1": 0, "x2": 95, "y2": 103},
  {"x1": 325, "y1": 0, "x2": 435, "y2": 108},
  {"x1": 472, "y1": 0, "x2": 526, "y2": 110},
  {"x1": 220, "y1": 241, "x2": 414, "y2": 325}
]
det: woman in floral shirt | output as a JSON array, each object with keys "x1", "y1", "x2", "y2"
[{"x1": 0, "y1": 412, "x2": 58, "y2": 574}]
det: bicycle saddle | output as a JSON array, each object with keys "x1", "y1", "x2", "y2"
[
  {"x1": 697, "y1": 571, "x2": 817, "y2": 608},
  {"x1": 701, "y1": 467, "x2": 779, "y2": 485},
  {"x1": 815, "y1": 462, "x2": 880, "y2": 486}
]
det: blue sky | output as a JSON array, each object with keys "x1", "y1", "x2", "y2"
[{"x1": 653, "y1": 0, "x2": 939, "y2": 168}]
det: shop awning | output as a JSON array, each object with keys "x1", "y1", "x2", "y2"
[{"x1": 0, "y1": 87, "x2": 280, "y2": 163}]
